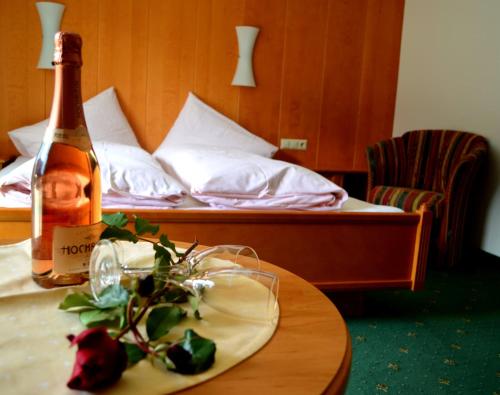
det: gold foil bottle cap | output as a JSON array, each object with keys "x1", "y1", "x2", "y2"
[{"x1": 53, "y1": 32, "x2": 82, "y2": 66}]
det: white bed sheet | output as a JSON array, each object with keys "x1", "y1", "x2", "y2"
[
  {"x1": 0, "y1": 187, "x2": 402, "y2": 213},
  {"x1": 0, "y1": 193, "x2": 403, "y2": 212}
]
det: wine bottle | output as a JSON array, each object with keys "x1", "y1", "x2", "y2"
[{"x1": 31, "y1": 32, "x2": 101, "y2": 288}]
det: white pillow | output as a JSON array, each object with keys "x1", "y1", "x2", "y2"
[
  {"x1": 8, "y1": 87, "x2": 140, "y2": 157},
  {"x1": 156, "y1": 145, "x2": 348, "y2": 210},
  {"x1": 7, "y1": 119, "x2": 48, "y2": 158},
  {"x1": 94, "y1": 142, "x2": 186, "y2": 202},
  {"x1": 0, "y1": 142, "x2": 186, "y2": 205},
  {"x1": 153, "y1": 92, "x2": 278, "y2": 159}
]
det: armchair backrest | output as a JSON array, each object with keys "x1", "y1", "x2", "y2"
[
  {"x1": 367, "y1": 130, "x2": 488, "y2": 193},
  {"x1": 402, "y1": 130, "x2": 488, "y2": 192}
]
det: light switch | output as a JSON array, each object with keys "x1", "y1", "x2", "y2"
[{"x1": 280, "y1": 138, "x2": 308, "y2": 150}]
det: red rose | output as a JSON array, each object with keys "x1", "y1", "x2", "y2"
[{"x1": 67, "y1": 327, "x2": 128, "y2": 391}]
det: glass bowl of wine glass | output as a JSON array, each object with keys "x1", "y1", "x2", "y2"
[{"x1": 89, "y1": 239, "x2": 279, "y2": 324}]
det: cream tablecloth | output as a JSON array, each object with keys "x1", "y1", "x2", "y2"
[{"x1": 0, "y1": 240, "x2": 278, "y2": 395}]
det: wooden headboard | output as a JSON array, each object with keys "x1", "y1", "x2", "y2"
[{"x1": 0, "y1": 0, "x2": 404, "y2": 171}]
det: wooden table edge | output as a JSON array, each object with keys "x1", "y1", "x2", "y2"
[
  {"x1": 178, "y1": 242, "x2": 352, "y2": 394},
  {"x1": 324, "y1": 329, "x2": 352, "y2": 394}
]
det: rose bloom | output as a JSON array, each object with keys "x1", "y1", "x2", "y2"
[{"x1": 67, "y1": 327, "x2": 128, "y2": 390}]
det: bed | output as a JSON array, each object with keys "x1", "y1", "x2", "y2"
[{"x1": 0, "y1": 89, "x2": 432, "y2": 292}]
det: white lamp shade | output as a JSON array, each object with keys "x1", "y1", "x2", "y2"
[
  {"x1": 36, "y1": 2, "x2": 65, "y2": 69},
  {"x1": 232, "y1": 26, "x2": 259, "y2": 87}
]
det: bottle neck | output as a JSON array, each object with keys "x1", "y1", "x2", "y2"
[{"x1": 48, "y1": 64, "x2": 86, "y2": 130}]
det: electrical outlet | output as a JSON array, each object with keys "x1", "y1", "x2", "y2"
[{"x1": 280, "y1": 138, "x2": 308, "y2": 150}]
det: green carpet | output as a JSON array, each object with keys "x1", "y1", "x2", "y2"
[{"x1": 335, "y1": 259, "x2": 500, "y2": 394}]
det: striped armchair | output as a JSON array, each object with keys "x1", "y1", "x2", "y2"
[{"x1": 366, "y1": 130, "x2": 488, "y2": 267}]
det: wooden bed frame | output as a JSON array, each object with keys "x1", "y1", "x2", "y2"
[{"x1": 0, "y1": 205, "x2": 432, "y2": 292}]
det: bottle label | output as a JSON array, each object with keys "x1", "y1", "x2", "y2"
[
  {"x1": 44, "y1": 126, "x2": 92, "y2": 151},
  {"x1": 53, "y1": 222, "x2": 103, "y2": 274}
]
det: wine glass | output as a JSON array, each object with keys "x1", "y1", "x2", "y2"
[
  {"x1": 89, "y1": 240, "x2": 279, "y2": 324},
  {"x1": 184, "y1": 267, "x2": 279, "y2": 323}
]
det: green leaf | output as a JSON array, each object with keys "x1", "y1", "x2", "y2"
[
  {"x1": 159, "y1": 234, "x2": 178, "y2": 255},
  {"x1": 162, "y1": 287, "x2": 189, "y2": 304},
  {"x1": 122, "y1": 342, "x2": 147, "y2": 366},
  {"x1": 58, "y1": 292, "x2": 95, "y2": 312},
  {"x1": 100, "y1": 227, "x2": 138, "y2": 243},
  {"x1": 154, "y1": 243, "x2": 172, "y2": 261},
  {"x1": 153, "y1": 244, "x2": 171, "y2": 271},
  {"x1": 79, "y1": 307, "x2": 123, "y2": 328},
  {"x1": 102, "y1": 212, "x2": 129, "y2": 227},
  {"x1": 93, "y1": 284, "x2": 129, "y2": 309},
  {"x1": 146, "y1": 305, "x2": 187, "y2": 341},
  {"x1": 167, "y1": 329, "x2": 216, "y2": 374},
  {"x1": 134, "y1": 216, "x2": 160, "y2": 236}
]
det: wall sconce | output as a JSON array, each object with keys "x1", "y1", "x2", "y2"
[
  {"x1": 231, "y1": 26, "x2": 259, "y2": 88},
  {"x1": 36, "y1": 2, "x2": 65, "y2": 69}
]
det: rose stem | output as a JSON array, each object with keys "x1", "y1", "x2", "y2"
[
  {"x1": 125, "y1": 296, "x2": 153, "y2": 354},
  {"x1": 114, "y1": 240, "x2": 198, "y2": 340}
]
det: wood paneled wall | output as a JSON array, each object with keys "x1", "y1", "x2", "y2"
[{"x1": 0, "y1": 0, "x2": 404, "y2": 171}]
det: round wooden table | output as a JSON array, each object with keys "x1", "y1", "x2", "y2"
[{"x1": 180, "y1": 255, "x2": 352, "y2": 394}]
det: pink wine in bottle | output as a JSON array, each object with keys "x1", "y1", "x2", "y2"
[{"x1": 31, "y1": 32, "x2": 101, "y2": 288}]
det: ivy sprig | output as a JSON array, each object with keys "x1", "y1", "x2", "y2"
[{"x1": 59, "y1": 212, "x2": 215, "y2": 376}]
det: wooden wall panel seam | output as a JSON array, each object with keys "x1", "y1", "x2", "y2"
[
  {"x1": 142, "y1": 0, "x2": 151, "y2": 148},
  {"x1": 352, "y1": 2, "x2": 371, "y2": 170},
  {"x1": 192, "y1": 0, "x2": 200, "y2": 97},
  {"x1": 96, "y1": 0, "x2": 102, "y2": 96},
  {"x1": 276, "y1": 0, "x2": 290, "y2": 147},
  {"x1": 315, "y1": 0, "x2": 333, "y2": 170},
  {"x1": 143, "y1": 0, "x2": 151, "y2": 150}
]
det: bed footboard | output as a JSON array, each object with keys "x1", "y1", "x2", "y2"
[{"x1": 0, "y1": 206, "x2": 432, "y2": 291}]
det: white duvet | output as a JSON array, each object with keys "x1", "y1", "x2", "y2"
[
  {"x1": 154, "y1": 145, "x2": 348, "y2": 210},
  {"x1": 0, "y1": 142, "x2": 187, "y2": 208}
]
